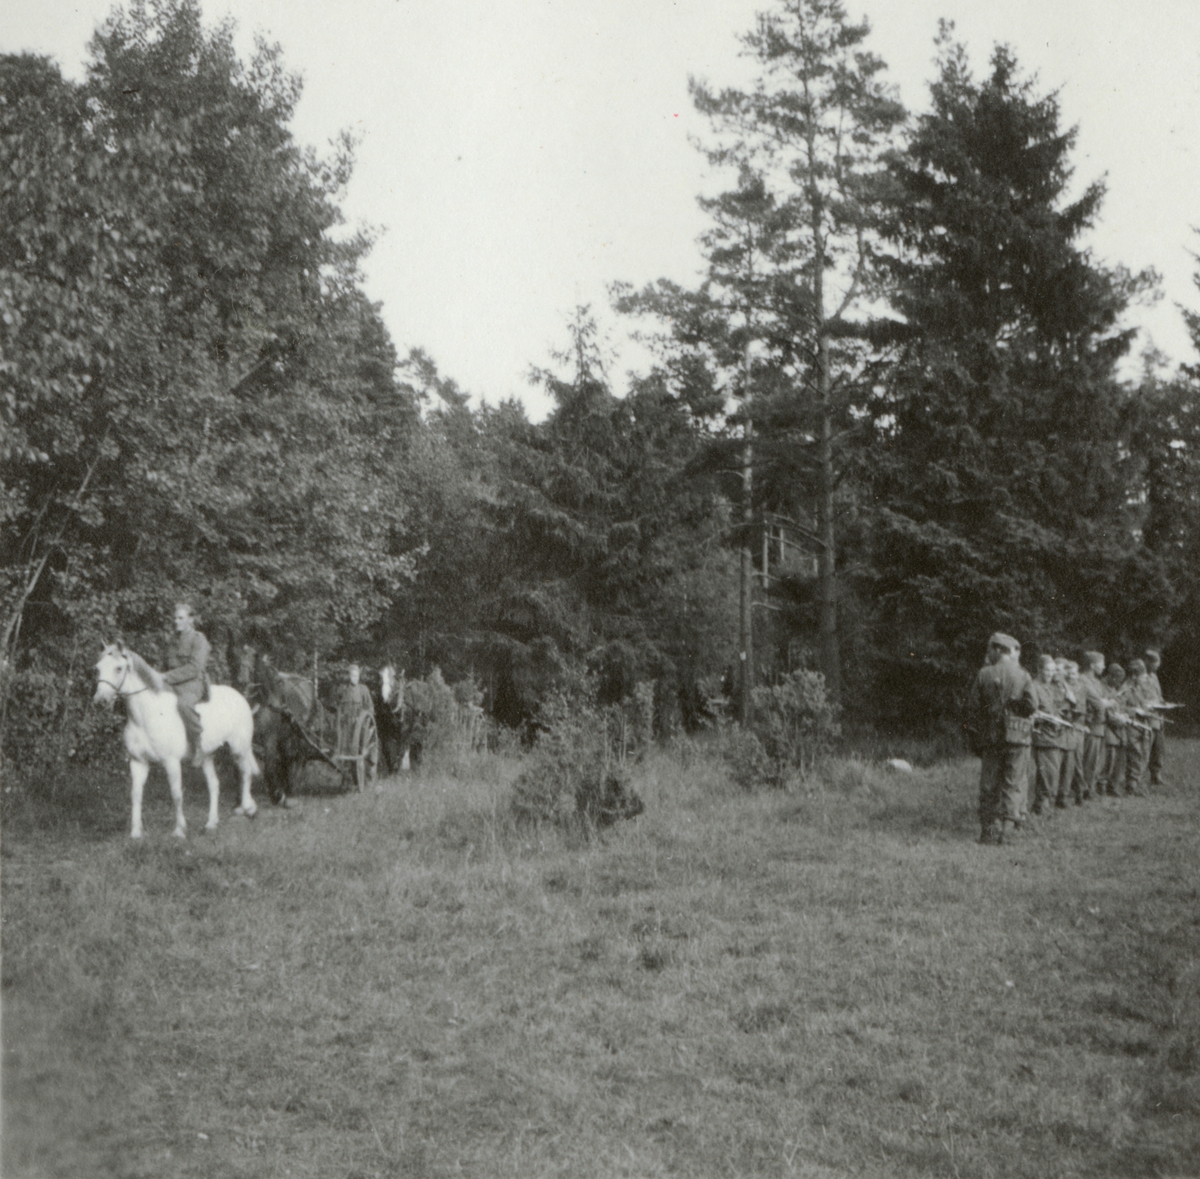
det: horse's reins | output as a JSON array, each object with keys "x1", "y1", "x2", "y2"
[{"x1": 98, "y1": 660, "x2": 150, "y2": 697}]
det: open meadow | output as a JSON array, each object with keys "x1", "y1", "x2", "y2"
[{"x1": 3, "y1": 738, "x2": 1200, "y2": 1178}]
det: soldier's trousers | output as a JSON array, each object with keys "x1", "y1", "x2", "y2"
[
  {"x1": 1059, "y1": 746, "x2": 1086, "y2": 804},
  {"x1": 1081, "y1": 733, "x2": 1104, "y2": 796},
  {"x1": 1098, "y1": 742, "x2": 1125, "y2": 796},
  {"x1": 1032, "y1": 747, "x2": 1063, "y2": 813},
  {"x1": 979, "y1": 744, "x2": 1030, "y2": 829},
  {"x1": 174, "y1": 681, "x2": 204, "y2": 752},
  {"x1": 1124, "y1": 733, "x2": 1150, "y2": 794},
  {"x1": 1149, "y1": 727, "x2": 1165, "y2": 785}
]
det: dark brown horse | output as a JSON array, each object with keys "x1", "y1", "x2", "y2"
[{"x1": 236, "y1": 647, "x2": 336, "y2": 804}]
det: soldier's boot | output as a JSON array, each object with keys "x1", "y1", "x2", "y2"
[
  {"x1": 180, "y1": 707, "x2": 206, "y2": 767},
  {"x1": 998, "y1": 818, "x2": 1024, "y2": 844}
]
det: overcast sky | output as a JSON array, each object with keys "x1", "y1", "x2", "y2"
[{"x1": 8, "y1": 0, "x2": 1200, "y2": 417}]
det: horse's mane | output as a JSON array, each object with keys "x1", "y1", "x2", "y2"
[
  {"x1": 254, "y1": 655, "x2": 318, "y2": 725},
  {"x1": 125, "y1": 648, "x2": 167, "y2": 693}
]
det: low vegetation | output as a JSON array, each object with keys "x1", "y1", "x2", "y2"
[{"x1": 4, "y1": 737, "x2": 1199, "y2": 1177}]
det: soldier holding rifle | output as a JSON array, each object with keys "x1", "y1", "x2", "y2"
[
  {"x1": 1097, "y1": 663, "x2": 1128, "y2": 798},
  {"x1": 1056, "y1": 660, "x2": 1090, "y2": 807},
  {"x1": 1118, "y1": 659, "x2": 1156, "y2": 796},
  {"x1": 1144, "y1": 650, "x2": 1168, "y2": 789},
  {"x1": 965, "y1": 633, "x2": 1036, "y2": 846},
  {"x1": 1029, "y1": 654, "x2": 1072, "y2": 816},
  {"x1": 1078, "y1": 652, "x2": 1108, "y2": 800}
]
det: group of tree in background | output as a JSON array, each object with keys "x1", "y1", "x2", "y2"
[{"x1": 3, "y1": 0, "x2": 1198, "y2": 774}]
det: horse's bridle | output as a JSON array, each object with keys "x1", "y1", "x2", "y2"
[{"x1": 97, "y1": 657, "x2": 149, "y2": 697}]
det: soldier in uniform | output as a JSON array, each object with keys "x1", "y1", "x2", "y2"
[
  {"x1": 1097, "y1": 663, "x2": 1127, "y2": 798},
  {"x1": 1029, "y1": 654, "x2": 1069, "y2": 816},
  {"x1": 163, "y1": 602, "x2": 210, "y2": 766},
  {"x1": 1120, "y1": 659, "x2": 1154, "y2": 796},
  {"x1": 1057, "y1": 660, "x2": 1088, "y2": 806},
  {"x1": 965, "y1": 633, "x2": 1035, "y2": 845},
  {"x1": 1144, "y1": 650, "x2": 1168, "y2": 788},
  {"x1": 1078, "y1": 651, "x2": 1108, "y2": 799},
  {"x1": 337, "y1": 663, "x2": 374, "y2": 755}
]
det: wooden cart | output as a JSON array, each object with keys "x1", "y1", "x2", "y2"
[{"x1": 332, "y1": 706, "x2": 380, "y2": 792}]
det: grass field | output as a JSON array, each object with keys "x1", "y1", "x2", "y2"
[{"x1": 3, "y1": 737, "x2": 1199, "y2": 1178}]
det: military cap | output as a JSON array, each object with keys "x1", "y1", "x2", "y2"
[{"x1": 987, "y1": 632, "x2": 1020, "y2": 653}]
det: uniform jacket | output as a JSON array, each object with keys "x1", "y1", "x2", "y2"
[
  {"x1": 164, "y1": 630, "x2": 211, "y2": 689},
  {"x1": 1061, "y1": 682, "x2": 1086, "y2": 752},
  {"x1": 966, "y1": 660, "x2": 1036, "y2": 751},
  {"x1": 1145, "y1": 671, "x2": 1164, "y2": 731},
  {"x1": 1078, "y1": 671, "x2": 1108, "y2": 736},
  {"x1": 1030, "y1": 680, "x2": 1072, "y2": 750},
  {"x1": 337, "y1": 682, "x2": 374, "y2": 719},
  {"x1": 1120, "y1": 678, "x2": 1154, "y2": 742}
]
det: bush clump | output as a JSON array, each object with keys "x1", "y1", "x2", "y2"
[
  {"x1": 719, "y1": 671, "x2": 841, "y2": 790},
  {"x1": 510, "y1": 682, "x2": 644, "y2": 833},
  {"x1": 750, "y1": 670, "x2": 840, "y2": 788},
  {"x1": 719, "y1": 724, "x2": 773, "y2": 791}
]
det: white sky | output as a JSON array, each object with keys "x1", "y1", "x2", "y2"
[{"x1": 7, "y1": 0, "x2": 1200, "y2": 418}]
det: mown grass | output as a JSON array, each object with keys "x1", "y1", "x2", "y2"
[{"x1": 3, "y1": 739, "x2": 1199, "y2": 1177}]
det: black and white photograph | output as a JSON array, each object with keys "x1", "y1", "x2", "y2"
[{"x1": 3, "y1": 1, "x2": 1200, "y2": 1174}]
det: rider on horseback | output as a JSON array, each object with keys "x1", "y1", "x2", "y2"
[{"x1": 163, "y1": 602, "x2": 210, "y2": 766}]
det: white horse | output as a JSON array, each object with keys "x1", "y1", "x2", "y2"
[{"x1": 93, "y1": 643, "x2": 259, "y2": 839}]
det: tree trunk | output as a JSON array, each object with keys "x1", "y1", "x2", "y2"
[
  {"x1": 816, "y1": 333, "x2": 841, "y2": 702},
  {"x1": 811, "y1": 189, "x2": 842, "y2": 703},
  {"x1": 738, "y1": 421, "x2": 754, "y2": 724}
]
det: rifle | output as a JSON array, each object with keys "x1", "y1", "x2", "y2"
[
  {"x1": 1147, "y1": 702, "x2": 1185, "y2": 710},
  {"x1": 1032, "y1": 710, "x2": 1086, "y2": 733},
  {"x1": 1107, "y1": 710, "x2": 1152, "y2": 735}
]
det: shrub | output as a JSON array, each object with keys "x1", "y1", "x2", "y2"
[
  {"x1": 1, "y1": 663, "x2": 126, "y2": 803},
  {"x1": 402, "y1": 667, "x2": 462, "y2": 762},
  {"x1": 719, "y1": 724, "x2": 772, "y2": 791},
  {"x1": 749, "y1": 670, "x2": 841, "y2": 788},
  {"x1": 510, "y1": 680, "x2": 644, "y2": 833}
]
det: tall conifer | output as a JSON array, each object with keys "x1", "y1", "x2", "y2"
[{"x1": 870, "y1": 31, "x2": 1159, "y2": 722}]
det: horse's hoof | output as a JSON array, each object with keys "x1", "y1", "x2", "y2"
[
  {"x1": 205, "y1": 822, "x2": 218, "y2": 832},
  {"x1": 233, "y1": 806, "x2": 244, "y2": 816},
  {"x1": 130, "y1": 831, "x2": 144, "y2": 840},
  {"x1": 173, "y1": 829, "x2": 187, "y2": 840}
]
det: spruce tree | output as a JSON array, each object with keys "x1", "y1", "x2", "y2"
[{"x1": 870, "y1": 30, "x2": 1161, "y2": 724}]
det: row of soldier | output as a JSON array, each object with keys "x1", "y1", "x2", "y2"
[{"x1": 966, "y1": 634, "x2": 1174, "y2": 846}]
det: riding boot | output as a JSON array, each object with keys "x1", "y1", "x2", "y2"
[{"x1": 185, "y1": 722, "x2": 206, "y2": 766}]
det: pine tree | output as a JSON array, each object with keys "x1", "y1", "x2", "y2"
[{"x1": 622, "y1": 0, "x2": 904, "y2": 703}]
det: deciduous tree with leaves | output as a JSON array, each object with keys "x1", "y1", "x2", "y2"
[{"x1": 1, "y1": 2, "x2": 420, "y2": 762}]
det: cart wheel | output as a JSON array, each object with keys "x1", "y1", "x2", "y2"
[{"x1": 353, "y1": 710, "x2": 380, "y2": 793}]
